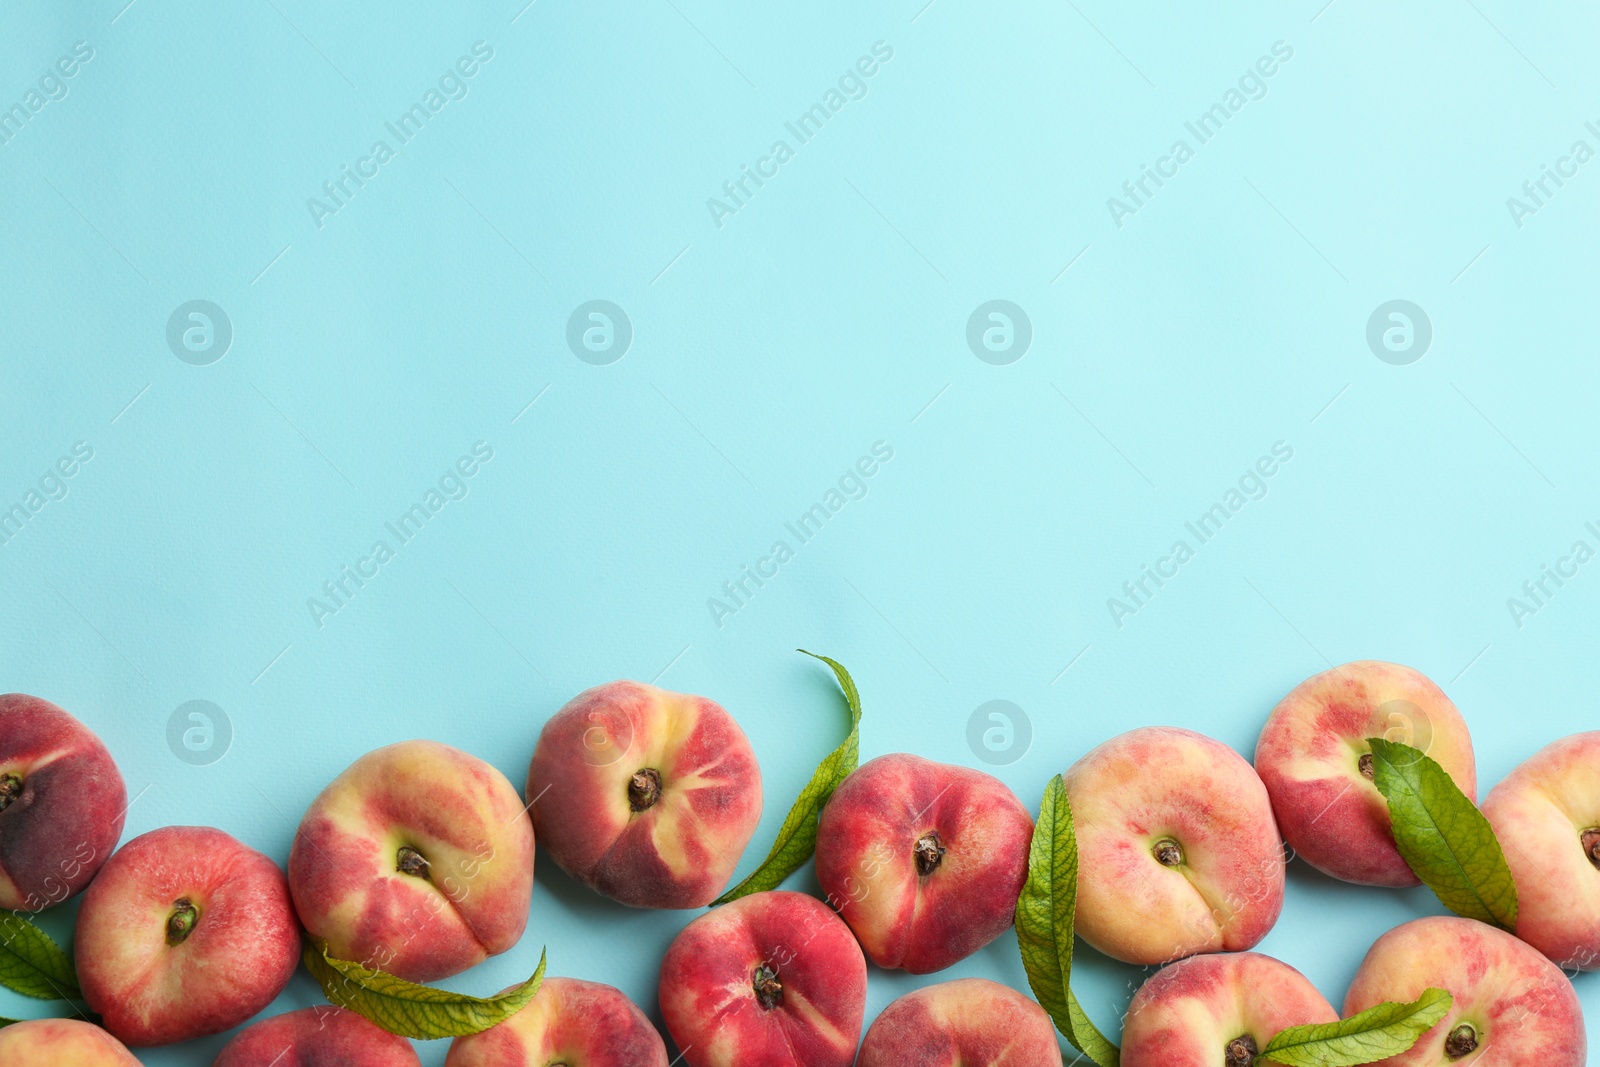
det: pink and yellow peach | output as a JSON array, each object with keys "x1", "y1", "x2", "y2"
[
  {"x1": 74, "y1": 826, "x2": 300, "y2": 1046},
  {"x1": 1255, "y1": 661, "x2": 1476, "y2": 887},
  {"x1": 213, "y1": 1006, "x2": 421, "y2": 1066},
  {"x1": 1067, "y1": 727, "x2": 1285, "y2": 965},
  {"x1": 446, "y1": 978, "x2": 667, "y2": 1067},
  {"x1": 528, "y1": 681, "x2": 762, "y2": 909},
  {"x1": 659, "y1": 890, "x2": 866, "y2": 1067},
  {"x1": 1344, "y1": 916, "x2": 1585, "y2": 1065},
  {"x1": 289, "y1": 739, "x2": 536, "y2": 982},
  {"x1": 1121, "y1": 951, "x2": 1338, "y2": 1067},
  {"x1": 815, "y1": 753, "x2": 1033, "y2": 973},
  {"x1": 0, "y1": 693, "x2": 126, "y2": 912},
  {"x1": 1482, "y1": 731, "x2": 1600, "y2": 970},
  {"x1": 0, "y1": 1019, "x2": 140, "y2": 1066},
  {"x1": 856, "y1": 978, "x2": 1061, "y2": 1067}
]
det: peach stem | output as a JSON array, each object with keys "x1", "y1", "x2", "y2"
[
  {"x1": 165, "y1": 898, "x2": 199, "y2": 945},
  {"x1": 1224, "y1": 1034, "x2": 1257, "y2": 1067},
  {"x1": 0, "y1": 773, "x2": 21, "y2": 812},
  {"x1": 629, "y1": 769, "x2": 663, "y2": 812},
  {"x1": 751, "y1": 963, "x2": 783, "y2": 1010},
  {"x1": 1581, "y1": 829, "x2": 1600, "y2": 870},
  {"x1": 1444, "y1": 1023, "x2": 1478, "y2": 1059}
]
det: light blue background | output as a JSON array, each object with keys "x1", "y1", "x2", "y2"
[{"x1": 3, "y1": 0, "x2": 1598, "y2": 1062}]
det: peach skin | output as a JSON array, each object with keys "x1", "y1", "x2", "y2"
[
  {"x1": 659, "y1": 890, "x2": 866, "y2": 1067},
  {"x1": 213, "y1": 1006, "x2": 422, "y2": 1066},
  {"x1": 856, "y1": 978, "x2": 1062, "y2": 1067},
  {"x1": 815, "y1": 753, "x2": 1033, "y2": 973},
  {"x1": 1344, "y1": 916, "x2": 1585, "y2": 1065},
  {"x1": 445, "y1": 977, "x2": 668, "y2": 1067},
  {"x1": 1483, "y1": 731, "x2": 1600, "y2": 970},
  {"x1": 1122, "y1": 951, "x2": 1338, "y2": 1067},
  {"x1": 0, "y1": 693, "x2": 127, "y2": 911},
  {"x1": 1066, "y1": 726, "x2": 1285, "y2": 965},
  {"x1": 1255, "y1": 661, "x2": 1476, "y2": 887},
  {"x1": 527, "y1": 681, "x2": 761, "y2": 909},
  {"x1": 74, "y1": 826, "x2": 300, "y2": 1046},
  {"x1": 289, "y1": 739, "x2": 536, "y2": 982},
  {"x1": 0, "y1": 1018, "x2": 141, "y2": 1065}
]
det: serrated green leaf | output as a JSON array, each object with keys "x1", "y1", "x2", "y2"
[
  {"x1": 1367, "y1": 738, "x2": 1517, "y2": 930},
  {"x1": 711, "y1": 651, "x2": 862, "y2": 905},
  {"x1": 0, "y1": 914, "x2": 80, "y2": 1000},
  {"x1": 1259, "y1": 988, "x2": 1453, "y2": 1066},
  {"x1": 1014, "y1": 775, "x2": 1119, "y2": 1067},
  {"x1": 303, "y1": 941, "x2": 545, "y2": 1039}
]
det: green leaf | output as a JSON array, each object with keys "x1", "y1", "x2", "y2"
[
  {"x1": 710, "y1": 651, "x2": 862, "y2": 905},
  {"x1": 303, "y1": 941, "x2": 545, "y2": 1039},
  {"x1": 1014, "y1": 775, "x2": 1120, "y2": 1067},
  {"x1": 1259, "y1": 988, "x2": 1454, "y2": 1066},
  {"x1": 0, "y1": 914, "x2": 81, "y2": 1000},
  {"x1": 1366, "y1": 738, "x2": 1518, "y2": 930}
]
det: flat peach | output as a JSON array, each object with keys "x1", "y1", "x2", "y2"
[
  {"x1": 815, "y1": 753, "x2": 1033, "y2": 973},
  {"x1": 659, "y1": 890, "x2": 866, "y2": 1067},
  {"x1": 1122, "y1": 951, "x2": 1338, "y2": 1066},
  {"x1": 0, "y1": 693, "x2": 127, "y2": 911},
  {"x1": 1067, "y1": 726, "x2": 1284, "y2": 964},
  {"x1": 1344, "y1": 916, "x2": 1585, "y2": 1065},
  {"x1": 0, "y1": 1018, "x2": 140, "y2": 1065},
  {"x1": 445, "y1": 977, "x2": 667, "y2": 1066},
  {"x1": 1483, "y1": 731, "x2": 1600, "y2": 969},
  {"x1": 213, "y1": 1006, "x2": 421, "y2": 1066},
  {"x1": 1255, "y1": 661, "x2": 1475, "y2": 886},
  {"x1": 856, "y1": 978, "x2": 1061, "y2": 1067},
  {"x1": 74, "y1": 826, "x2": 300, "y2": 1046},
  {"x1": 290, "y1": 740, "x2": 536, "y2": 982},
  {"x1": 528, "y1": 681, "x2": 761, "y2": 908}
]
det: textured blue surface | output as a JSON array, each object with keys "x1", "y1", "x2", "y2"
[{"x1": 2, "y1": 0, "x2": 1598, "y2": 1062}]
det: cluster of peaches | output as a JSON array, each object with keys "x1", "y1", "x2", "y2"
[{"x1": 0, "y1": 659, "x2": 1594, "y2": 1066}]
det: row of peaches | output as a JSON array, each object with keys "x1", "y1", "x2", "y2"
[{"x1": 0, "y1": 659, "x2": 1594, "y2": 1065}]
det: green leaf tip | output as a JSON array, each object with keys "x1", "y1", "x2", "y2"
[
  {"x1": 709, "y1": 651, "x2": 862, "y2": 905},
  {"x1": 303, "y1": 940, "x2": 546, "y2": 1039}
]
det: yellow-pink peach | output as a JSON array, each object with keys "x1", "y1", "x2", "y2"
[
  {"x1": 1483, "y1": 731, "x2": 1600, "y2": 970},
  {"x1": 445, "y1": 977, "x2": 667, "y2": 1067},
  {"x1": 1344, "y1": 916, "x2": 1585, "y2": 1065},
  {"x1": 856, "y1": 978, "x2": 1061, "y2": 1067},
  {"x1": 1067, "y1": 726, "x2": 1285, "y2": 965},
  {"x1": 1255, "y1": 661, "x2": 1475, "y2": 887},
  {"x1": 289, "y1": 740, "x2": 536, "y2": 982},
  {"x1": 1122, "y1": 952, "x2": 1337, "y2": 1066},
  {"x1": 0, "y1": 1018, "x2": 141, "y2": 1065}
]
